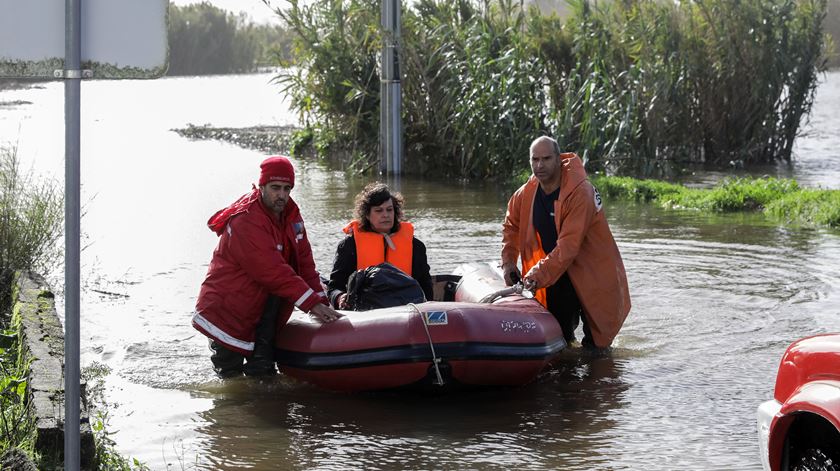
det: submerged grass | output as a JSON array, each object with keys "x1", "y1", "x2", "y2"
[
  {"x1": 766, "y1": 189, "x2": 840, "y2": 227},
  {"x1": 84, "y1": 363, "x2": 151, "y2": 471},
  {"x1": 592, "y1": 175, "x2": 840, "y2": 228}
]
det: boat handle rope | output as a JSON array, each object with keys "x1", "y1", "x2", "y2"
[
  {"x1": 408, "y1": 303, "x2": 445, "y2": 386},
  {"x1": 478, "y1": 282, "x2": 534, "y2": 303}
]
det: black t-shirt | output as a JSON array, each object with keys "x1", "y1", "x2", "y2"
[
  {"x1": 533, "y1": 185, "x2": 576, "y2": 297},
  {"x1": 533, "y1": 185, "x2": 560, "y2": 254}
]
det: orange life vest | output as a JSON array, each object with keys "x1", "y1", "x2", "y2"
[
  {"x1": 522, "y1": 232, "x2": 549, "y2": 307},
  {"x1": 343, "y1": 220, "x2": 414, "y2": 275}
]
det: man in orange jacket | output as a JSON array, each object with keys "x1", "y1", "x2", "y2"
[{"x1": 501, "y1": 136, "x2": 631, "y2": 349}]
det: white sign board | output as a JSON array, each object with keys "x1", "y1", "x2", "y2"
[{"x1": 0, "y1": 0, "x2": 168, "y2": 78}]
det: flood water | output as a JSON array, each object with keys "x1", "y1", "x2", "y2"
[{"x1": 1, "y1": 71, "x2": 840, "y2": 470}]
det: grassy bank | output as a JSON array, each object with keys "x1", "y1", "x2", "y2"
[
  {"x1": 0, "y1": 311, "x2": 145, "y2": 469},
  {"x1": 0, "y1": 145, "x2": 57, "y2": 465},
  {"x1": 592, "y1": 175, "x2": 840, "y2": 228},
  {"x1": 0, "y1": 298, "x2": 35, "y2": 462}
]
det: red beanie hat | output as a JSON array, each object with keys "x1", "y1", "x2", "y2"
[{"x1": 259, "y1": 156, "x2": 295, "y2": 187}]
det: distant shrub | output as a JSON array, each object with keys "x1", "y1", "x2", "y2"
[{"x1": 168, "y1": 2, "x2": 294, "y2": 75}]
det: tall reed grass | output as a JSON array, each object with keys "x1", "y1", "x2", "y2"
[
  {"x1": 0, "y1": 314, "x2": 34, "y2": 459},
  {"x1": 276, "y1": 0, "x2": 828, "y2": 179},
  {"x1": 0, "y1": 145, "x2": 63, "y2": 313}
]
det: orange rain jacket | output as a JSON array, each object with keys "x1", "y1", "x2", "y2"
[{"x1": 502, "y1": 153, "x2": 631, "y2": 347}]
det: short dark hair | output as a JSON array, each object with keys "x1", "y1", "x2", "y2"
[{"x1": 354, "y1": 182, "x2": 404, "y2": 233}]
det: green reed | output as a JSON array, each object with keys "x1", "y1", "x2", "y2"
[
  {"x1": 0, "y1": 146, "x2": 63, "y2": 298},
  {"x1": 0, "y1": 311, "x2": 34, "y2": 458},
  {"x1": 273, "y1": 0, "x2": 381, "y2": 172},
  {"x1": 275, "y1": 0, "x2": 828, "y2": 179}
]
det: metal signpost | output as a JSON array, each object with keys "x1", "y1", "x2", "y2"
[
  {"x1": 380, "y1": 0, "x2": 403, "y2": 176},
  {"x1": 0, "y1": 1, "x2": 167, "y2": 468}
]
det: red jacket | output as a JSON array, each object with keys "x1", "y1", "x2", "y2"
[
  {"x1": 502, "y1": 154, "x2": 631, "y2": 347},
  {"x1": 193, "y1": 188, "x2": 325, "y2": 355}
]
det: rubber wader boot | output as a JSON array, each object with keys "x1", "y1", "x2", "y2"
[
  {"x1": 243, "y1": 296, "x2": 280, "y2": 376},
  {"x1": 209, "y1": 340, "x2": 244, "y2": 378}
]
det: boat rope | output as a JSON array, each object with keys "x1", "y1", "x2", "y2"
[{"x1": 409, "y1": 303, "x2": 445, "y2": 386}]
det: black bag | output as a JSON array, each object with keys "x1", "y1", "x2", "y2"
[{"x1": 346, "y1": 262, "x2": 426, "y2": 310}]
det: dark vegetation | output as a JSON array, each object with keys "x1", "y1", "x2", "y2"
[
  {"x1": 275, "y1": 0, "x2": 829, "y2": 179},
  {"x1": 174, "y1": 123, "x2": 298, "y2": 154},
  {"x1": 826, "y1": 0, "x2": 840, "y2": 67}
]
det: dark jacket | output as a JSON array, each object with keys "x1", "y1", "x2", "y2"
[{"x1": 327, "y1": 234, "x2": 433, "y2": 308}]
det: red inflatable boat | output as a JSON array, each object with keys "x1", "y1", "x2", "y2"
[{"x1": 275, "y1": 263, "x2": 566, "y2": 392}]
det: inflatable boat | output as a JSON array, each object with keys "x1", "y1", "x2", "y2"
[{"x1": 274, "y1": 262, "x2": 566, "y2": 392}]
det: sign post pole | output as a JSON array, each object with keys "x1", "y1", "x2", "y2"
[
  {"x1": 64, "y1": 0, "x2": 82, "y2": 467},
  {"x1": 380, "y1": 0, "x2": 402, "y2": 175}
]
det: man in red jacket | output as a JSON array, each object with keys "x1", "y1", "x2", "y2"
[
  {"x1": 501, "y1": 136, "x2": 630, "y2": 350},
  {"x1": 193, "y1": 156, "x2": 342, "y2": 377}
]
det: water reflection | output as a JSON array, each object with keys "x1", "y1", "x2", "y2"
[{"x1": 193, "y1": 352, "x2": 627, "y2": 470}]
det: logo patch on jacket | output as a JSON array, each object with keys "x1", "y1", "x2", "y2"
[
  {"x1": 593, "y1": 187, "x2": 603, "y2": 213},
  {"x1": 293, "y1": 221, "x2": 305, "y2": 241}
]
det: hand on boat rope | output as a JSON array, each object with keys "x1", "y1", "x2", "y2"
[
  {"x1": 478, "y1": 282, "x2": 534, "y2": 303},
  {"x1": 522, "y1": 278, "x2": 537, "y2": 293}
]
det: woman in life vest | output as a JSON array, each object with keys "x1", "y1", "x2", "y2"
[{"x1": 327, "y1": 182, "x2": 433, "y2": 309}]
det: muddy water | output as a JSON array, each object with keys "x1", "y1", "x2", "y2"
[{"x1": 1, "y1": 72, "x2": 840, "y2": 470}]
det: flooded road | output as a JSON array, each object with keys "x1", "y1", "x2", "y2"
[{"x1": 1, "y1": 71, "x2": 840, "y2": 470}]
